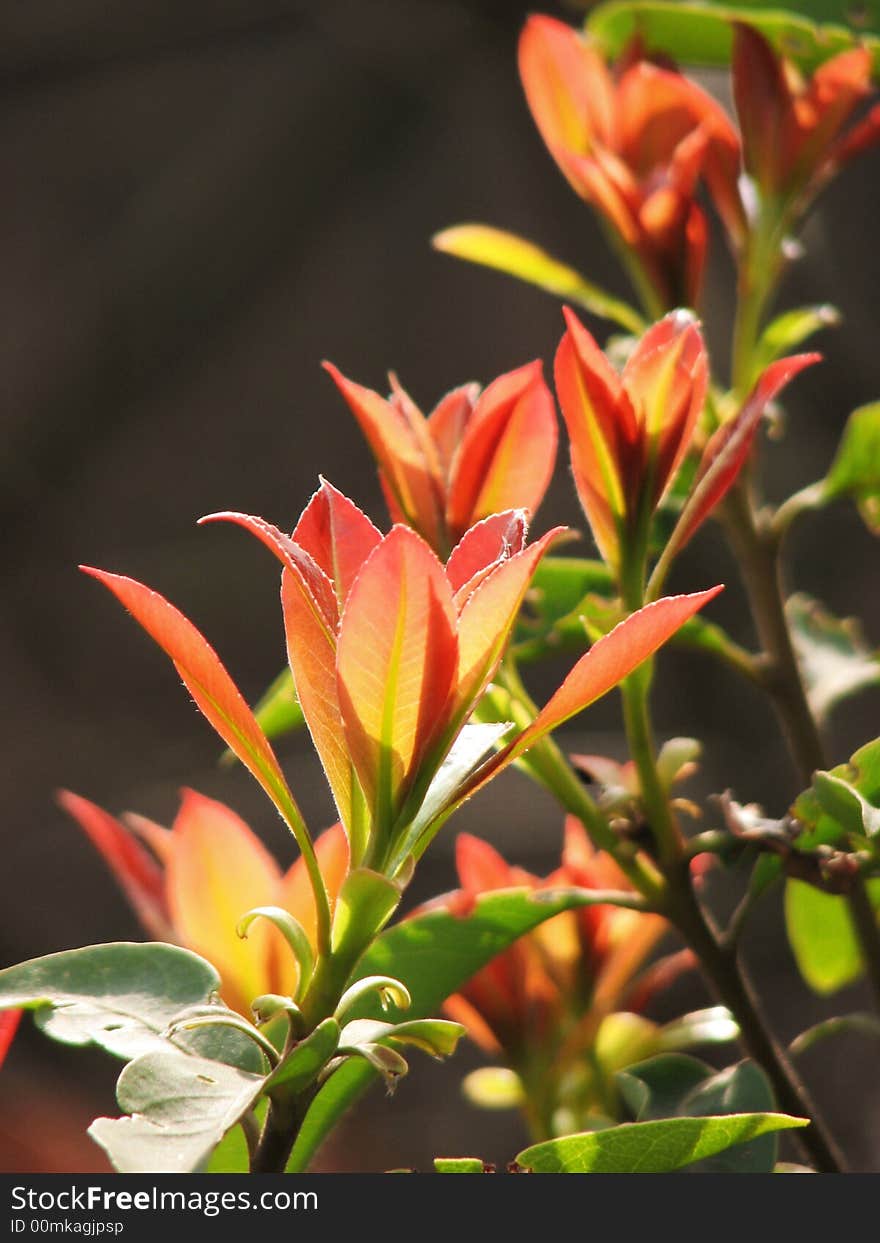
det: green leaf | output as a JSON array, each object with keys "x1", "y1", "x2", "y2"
[
  {"x1": 784, "y1": 877, "x2": 880, "y2": 995},
  {"x1": 462, "y1": 1066, "x2": 525, "y2": 1111},
  {"x1": 587, "y1": 1, "x2": 880, "y2": 76},
  {"x1": 787, "y1": 594, "x2": 880, "y2": 724},
  {"x1": 754, "y1": 305, "x2": 840, "y2": 377},
  {"x1": 785, "y1": 880, "x2": 863, "y2": 993},
  {"x1": 619, "y1": 1056, "x2": 782, "y2": 1171},
  {"x1": 286, "y1": 1059, "x2": 372, "y2": 1172},
  {"x1": 432, "y1": 225, "x2": 646, "y2": 334},
  {"x1": 331, "y1": 869, "x2": 402, "y2": 960},
  {"x1": 793, "y1": 737, "x2": 880, "y2": 850},
  {"x1": 813, "y1": 771, "x2": 880, "y2": 839},
  {"x1": 825, "y1": 402, "x2": 880, "y2": 533},
  {"x1": 0, "y1": 943, "x2": 225, "y2": 1062},
  {"x1": 790, "y1": 1011, "x2": 880, "y2": 1055},
  {"x1": 356, "y1": 889, "x2": 619, "y2": 1024},
  {"x1": 657, "y1": 1006, "x2": 740, "y2": 1051},
  {"x1": 287, "y1": 887, "x2": 610, "y2": 1171},
  {"x1": 679, "y1": 1062, "x2": 779, "y2": 1172},
  {"x1": 433, "y1": 1157, "x2": 488, "y2": 1173},
  {"x1": 513, "y1": 556, "x2": 615, "y2": 663},
  {"x1": 398, "y1": 722, "x2": 513, "y2": 865},
  {"x1": 786, "y1": 737, "x2": 880, "y2": 994},
  {"x1": 617, "y1": 1053, "x2": 711, "y2": 1121},
  {"x1": 89, "y1": 1051, "x2": 264, "y2": 1173},
  {"x1": 593, "y1": 1012, "x2": 661, "y2": 1078},
  {"x1": 264, "y1": 1018, "x2": 340, "y2": 1094},
  {"x1": 205, "y1": 1099, "x2": 267, "y2": 1173},
  {"x1": 516, "y1": 1112, "x2": 808, "y2": 1173},
  {"x1": 338, "y1": 1017, "x2": 465, "y2": 1060}
]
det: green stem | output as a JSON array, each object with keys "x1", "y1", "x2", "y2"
[
  {"x1": 276, "y1": 788, "x2": 332, "y2": 959},
  {"x1": 497, "y1": 662, "x2": 665, "y2": 903},
  {"x1": 620, "y1": 666, "x2": 683, "y2": 867},
  {"x1": 730, "y1": 209, "x2": 785, "y2": 395},
  {"x1": 600, "y1": 219, "x2": 666, "y2": 324},
  {"x1": 249, "y1": 921, "x2": 379, "y2": 1171}
]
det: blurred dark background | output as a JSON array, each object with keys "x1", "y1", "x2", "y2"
[{"x1": 2, "y1": 0, "x2": 880, "y2": 1172}]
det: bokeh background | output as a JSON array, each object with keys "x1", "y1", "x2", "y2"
[{"x1": 2, "y1": 0, "x2": 880, "y2": 1171}]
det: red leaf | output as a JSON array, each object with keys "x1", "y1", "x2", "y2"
[
  {"x1": 57, "y1": 791, "x2": 171, "y2": 940},
  {"x1": 427, "y1": 383, "x2": 480, "y2": 476},
  {"x1": 445, "y1": 361, "x2": 558, "y2": 539},
  {"x1": 293, "y1": 478, "x2": 383, "y2": 607},
  {"x1": 732, "y1": 23, "x2": 791, "y2": 192},
  {"x1": 324, "y1": 363, "x2": 446, "y2": 548},
  {"x1": 455, "y1": 527, "x2": 565, "y2": 708},
  {"x1": 0, "y1": 1009, "x2": 22, "y2": 1070},
  {"x1": 445, "y1": 510, "x2": 528, "y2": 596},
  {"x1": 460, "y1": 587, "x2": 722, "y2": 804},
  {"x1": 199, "y1": 512, "x2": 338, "y2": 626},
  {"x1": 668, "y1": 353, "x2": 820, "y2": 555}
]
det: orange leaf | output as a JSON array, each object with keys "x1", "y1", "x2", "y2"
[
  {"x1": 165, "y1": 790, "x2": 284, "y2": 1013},
  {"x1": 80, "y1": 568, "x2": 307, "y2": 838},
  {"x1": 198, "y1": 512, "x2": 337, "y2": 627},
  {"x1": 520, "y1": 588, "x2": 722, "y2": 750},
  {"x1": 621, "y1": 310, "x2": 707, "y2": 505},
  {"x1": 282, "y1": 565, "x2": 358, "y2": 840},
  {"x1": 518, "y1": 15, "x2": 615, "y2": 161},
  {"x1": 336, "y1": 526, "x2": 459, "y2": 828}
]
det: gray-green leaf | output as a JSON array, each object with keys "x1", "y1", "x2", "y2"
[
  {"x1": 0, "y1": 943, "x2": 223, "y2": 1061},
  {"x1": 787, "y1": 593, "x2": 880, "y2": 724},
  {"x1": 89, "y1": 1051, "x2": 264, "y2": 1173}
]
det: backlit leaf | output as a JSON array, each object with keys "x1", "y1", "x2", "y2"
[
  {"x1": 432, "y1": 225, "x2": 645, "y2": 334},
  {"x1": 336, "y1": 527, "x2": 458, "y2": 828},
  {"x1": 286, "y1": 887, "x2": 618, "y2": 1171},
  {"x1": 81, "y1": 568, "x2": 308, "y2": 840},
  {"x1": 825, "y1": 401, "x2": 880, "y2": 533},
  {"x1": 516, "y1": 1112, "x2": 807, "y2": 1173},
  {"x1": 587, "y1": 1, "x2": 880, "y2": 76}
]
